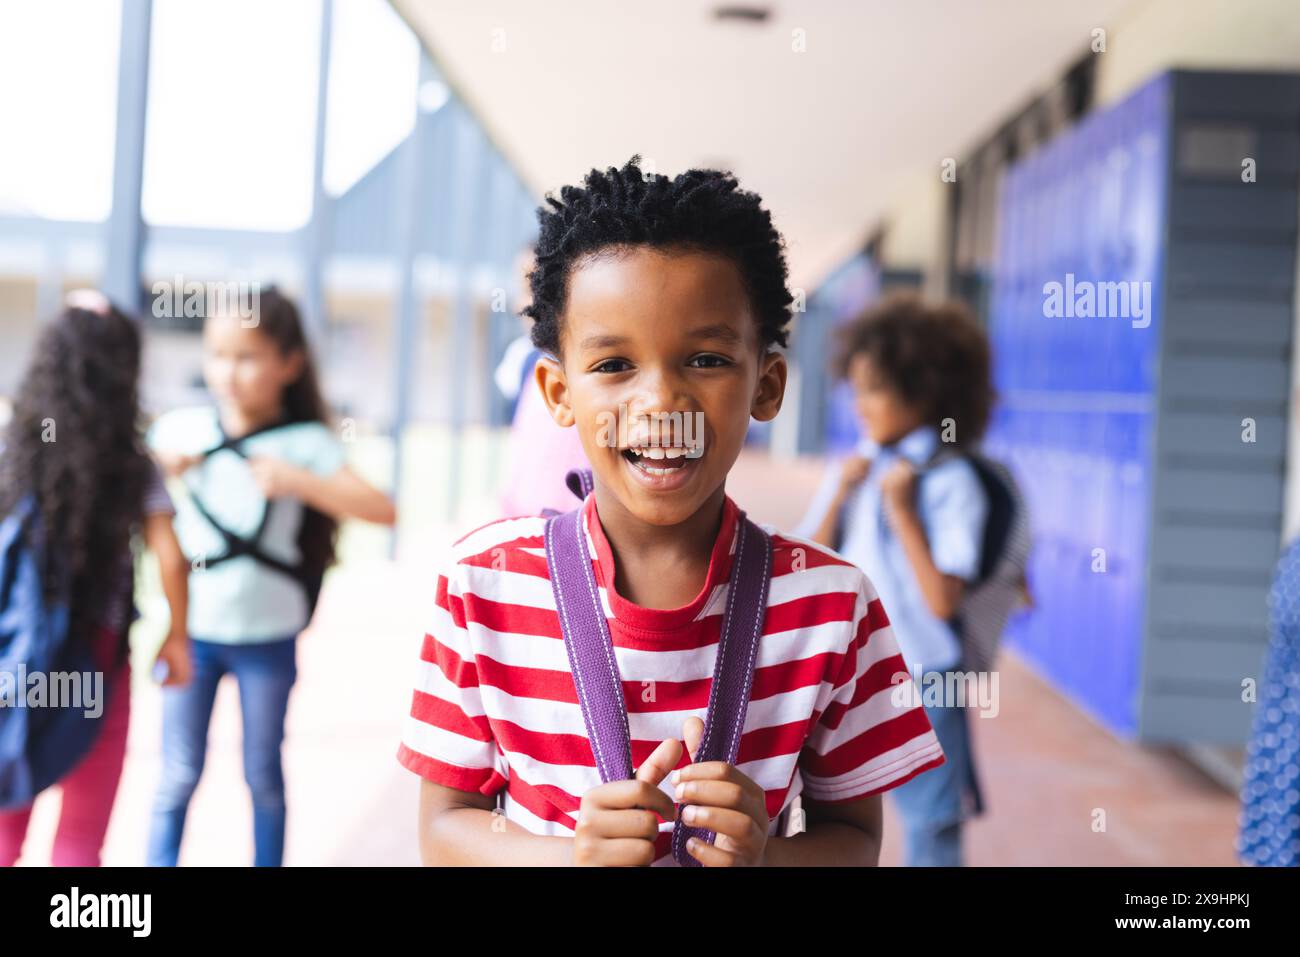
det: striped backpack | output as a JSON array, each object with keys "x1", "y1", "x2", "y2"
[{"x1": 929, "y1": 449, "x2": 1032, "y2": 675}]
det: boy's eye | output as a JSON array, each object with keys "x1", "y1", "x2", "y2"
[
  {"x1": 592, "y1": 354, "x2": 731, "y2": 373},
  {"x1": 689, "y1": 354, "x2": 731, "y2": 369}
]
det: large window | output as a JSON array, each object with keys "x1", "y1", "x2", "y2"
[
  {"x1": 323, "y1": 0, "x2": 418, "y2": 198},
  {"x1": 0, "y1": 0, "x2": 122, "y2": 221},
  {"x1": 141, "y1": 0, "x2": 323, "y2": 231}
]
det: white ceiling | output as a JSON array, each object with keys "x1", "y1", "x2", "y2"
[{"x1": 394, "y1": 0, "x2": 1137, "y2": 288}]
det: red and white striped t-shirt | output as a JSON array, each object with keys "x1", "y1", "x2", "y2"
[{"x1": 397, "y1": 492, "x2": 945, "y2": 865}]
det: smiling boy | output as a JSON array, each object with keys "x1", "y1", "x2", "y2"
[{"x1": 397, "y1": 157, "x2": 945, "y2": 866}]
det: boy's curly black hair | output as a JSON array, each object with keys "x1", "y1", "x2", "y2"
[
  {"x1": 523, "y1": 155, "x2": 793, "y2": 357},
  {"x1": 833, "y1": 291, "x2": 995, "y2": 445}
]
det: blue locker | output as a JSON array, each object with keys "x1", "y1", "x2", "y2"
[{"x1": 987, "y1": 73, "x2": 1171, "y2": 736}]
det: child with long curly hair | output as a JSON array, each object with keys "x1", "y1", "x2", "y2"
[{"x1": 0, "y1": 289, "x2": 191, "y2": 866}]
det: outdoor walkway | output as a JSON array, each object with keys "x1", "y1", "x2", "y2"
[{"x1": 13, "y1": 446, "x2": 1242, "y2": 866}]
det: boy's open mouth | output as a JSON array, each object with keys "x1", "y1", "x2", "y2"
[{"x1": 620, "y1": 444, "x2": 703, "y2": 489}]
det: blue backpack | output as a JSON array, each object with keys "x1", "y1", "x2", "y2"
[{"x1": 0, "y1": 497, "x2": 108, "y2": 810}]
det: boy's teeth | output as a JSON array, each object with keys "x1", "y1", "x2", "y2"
[
  {"x1": 627, "y1": 446, "x2": 691, "y2": 458},
  {"x1": 624, "y1": 445, "x2": 695, "y2": 476}
]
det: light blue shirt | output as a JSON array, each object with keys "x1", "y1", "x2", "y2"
[
  {"x1": 147, "y1": 406, "x2": 347, "y2": 643},
  {"x1": 796, "y1": 426, "x2": 987, "y2": 674}
]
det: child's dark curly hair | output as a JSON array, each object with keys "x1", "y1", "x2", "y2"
[
  {"x1": 523, "y1": 155, "x2": 793, "y2": 357},
  {"x1": 833, "y1": 291, "x2": 995, "y2": 445},
  {"x1": 0, "y1": 296, "x2": 151, "y2": 646}
]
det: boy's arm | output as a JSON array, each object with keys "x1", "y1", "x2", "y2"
[
  {"x1": 802, "y1": 455, "x2": 871, "y2": 549},
  {"x1": 418, "y1": 780, "x2": 574, "y2": 866},
  {"x1": 402, "y1": 562, "x2": 527, "y2": 864},
  {"x1": 761, "y1": 793, "x2": 882, "y2": 866},
  {"x1": 888, "y1": 504, "x2": 966, "y2": 620},
  {"x1": 808, "y1": 488, "x2": 850, "y2": 550},
  {"x1": 404, "y1": 561, "x2": 682, "y2": 867},
  {"x1": 880, "y1": 460, "x2": 982, "y2": 621},
  {"x1": 788, "y1": 574, "x2": 946, "y2": 864}
]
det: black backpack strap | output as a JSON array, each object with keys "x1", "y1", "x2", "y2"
[
  {"x1": 204, "y1": 416, "x2": 294, "y2": 459},
  {"x1": 965, "y1": 455, "x2": 1015, "y2": 585},
  {"x1": 918, "y1": 446, "x2": 1009, "y2": 588},
  {"x1": 182, "y1": 417, "x2": 321, "y2": 604},
  {"x1": 184, "y1": 482, "x2": 270, "y2": 560},
  {"x1": 187, "y1": 487, "x2": 322, "y2": 598}
]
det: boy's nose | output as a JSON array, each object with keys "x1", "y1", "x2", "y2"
[{"x1": 628, "y1": 367, "x2": 691, "y2": 413}]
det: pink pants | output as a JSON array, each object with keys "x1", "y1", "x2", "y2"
[{"x1": 0, "y1": 664, "x2": 131, "y2": 867}]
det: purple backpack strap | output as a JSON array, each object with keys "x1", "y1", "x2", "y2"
[
  {"x1": 544, "y1": 505, "x2": 635, "y2": 783},
  {"x1": 543, "y1": 495, "x2": 772, "y2": 867},
  {"x1": 565, "y1": 467, "x2": 594, "y2": 502},
  {"x1": 540, "y1": 468, "x2": 594, "y2": 519}
]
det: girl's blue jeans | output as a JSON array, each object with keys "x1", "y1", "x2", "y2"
[{"x1": 146, "y1": 635, "x2": 297, "y2": 867}]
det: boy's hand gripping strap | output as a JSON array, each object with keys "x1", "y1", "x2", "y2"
[{"x1": 543, "y1": 497, "x2": 771, "y2": 867}]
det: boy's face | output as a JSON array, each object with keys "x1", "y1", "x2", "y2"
[
  {"x1": 849, "y1": 352, "x2": 923, "y2": 447},
  {"x1": 536, "y1": 245, "x2": 786, "y2": 527}
]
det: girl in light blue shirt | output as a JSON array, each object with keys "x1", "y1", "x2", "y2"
[
  {"x1": 145, "y1": 288, "x2": 395, "y2": 867},
  {"x1": 798, "y1": 292, "x2": 994, "y2": 866}
]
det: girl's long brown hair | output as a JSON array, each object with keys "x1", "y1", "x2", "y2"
[{"x1": 246, "y1": 287, "x2": 337, "y2": 586}]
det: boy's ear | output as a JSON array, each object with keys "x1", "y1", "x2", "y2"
[
  {"x1": 750, "y1": 350, "x2": 787, "y2": 423},
  {"x1": 535, "y1": 354, "x2": 575, "y2": 427}
]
